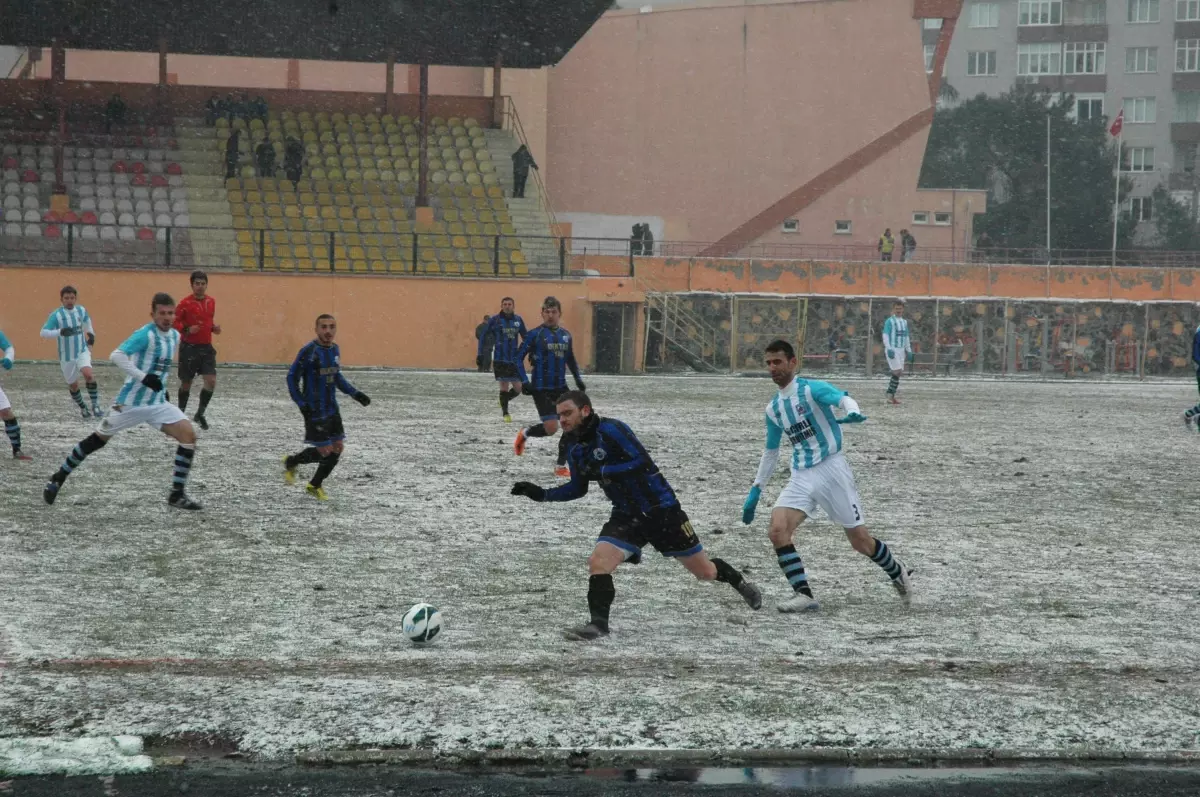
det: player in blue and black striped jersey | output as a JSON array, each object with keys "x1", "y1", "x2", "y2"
[
  {"x1": 512, "y1": 391, "x2": 762, "y2": 641},
  {"x1": 1185, "y1": 319, "x2": 1200, "y2": 432},
  {"x1": 513, "y1": 296, "x2": 585, "y2": 477},
  {"x1": 283, "y1": 314, "x2": 371, "y2": 500},
  {"x1": 476, "y1": 297, "x2": 527, "y2": 422}
]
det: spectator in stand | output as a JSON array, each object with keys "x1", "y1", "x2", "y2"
[
  {"x1": 630, "y1": 224, "x2": 644, "y2": 256},
  {"x1": 255, "y1": 139, "x2": 276, "y2": 178},
  {"x1": 899, "y1": 229, "x2": 916, "y2": 262},
  {"x1": 476, "y1": 315, "x2": 494, "y2": 372},
  {"x1": 252, "y1": 96, "x2": 269, "y2": 123},
  {"x1": 222, "y1": 93, "x2": 238, "y2": 123},
  {"x1": 225, "y1": 129, "x2": 241, "y2": 180},
  {"x1": 284, "y1": 136, "x2": 304, "y2": 185},
  {"x1": 511, "y1": 144, "x2": 537, "y2": 198},
  {"x1": 878, "y1": 228, "x2": 895, "y2": 262},
  {"x1": 641, "y1": 223, "x2": 655, "y2": 257},
  {"x1": 974, "y1": 231, "x2": 993, "y2": 263},
  {"x1": 204, "y1": 93, "x2": 221, "y2": 126},
  {"x1": 105, "y1": 94, "x2": 127, "y2": 134}
]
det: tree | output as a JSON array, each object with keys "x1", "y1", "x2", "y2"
[
  {"x1": 919, "y1": 88, "x2": 1133, "y2": 252},
  {"x1": 1150, "y1": 186, "x2": 1200, "y2": 250}
]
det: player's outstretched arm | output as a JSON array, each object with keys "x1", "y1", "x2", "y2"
[
  {"x1": 835, "y1": 395, "x2": 867, "y2": 424},
  {"x1": 744, "y1": 415, "x2": 783, "y2": 524},
  {"x1": 1, "y1": 332, "x2": 14, "y2": 370},
  {"x1": 40, "y1": 314, "x2": 63, "y2": 339}
]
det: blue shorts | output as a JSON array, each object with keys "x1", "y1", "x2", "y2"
[{"x1": 597, "y1": 506, "x2": 703, "y2": 561}]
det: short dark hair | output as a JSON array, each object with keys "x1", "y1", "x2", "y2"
[
  {"x1": 152, "y1": 292, "x2": 175, "y2": 311},
  {"x1": 316, "y1": 313, "x2": 335, "y2": 325},
  {"x1": 542, "y1": 295, "x2": 561, "y2": 311},
  {"x1": 60, "y1": 285, "x2": 77, "y2": 297},
  {"x1": 556, "y1": 390, "x2": 592, "y2": 412},
  {"x1": 765, "y1": 339, "x2": 796, "y2": 360},
  {"x1": 501, "y1": 296, "x2": 514, "y2": 304},
  {"x1": 892, "y1": 299, "x2": 905, "y2": 306},
  {"x1": 190, "y1": 270, "x2": 208, "y2": 284}
]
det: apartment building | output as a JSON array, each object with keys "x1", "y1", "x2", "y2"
[{"x1": 929, "y1": 0, "x2": 1200, "y2": 238}]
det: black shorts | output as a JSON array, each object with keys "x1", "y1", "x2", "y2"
[
  {"x1": 598, "y1": 506, "x2": 704, "y2": 561},
  {"x1": 493, "y1": 361, "x2": 520, "y2": 381},
  {"x1": 531, "y1": 387, "x2": 567, "y2": 421},
  {"x1": 303, "y1": 411, "x2": 345, "y2": 447},
  {"x1": 178, "y1": 343, "x2": 217, "y2": 381}
]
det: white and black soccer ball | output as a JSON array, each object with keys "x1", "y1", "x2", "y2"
[{"x1": 401, "y1": 603, "x2": 443, "y2": 644}]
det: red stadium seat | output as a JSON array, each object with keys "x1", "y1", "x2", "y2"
[
  {"x1": 44, "y1": 224, "x2": 61, "y2": 239},
  {"x1": 62, "y1": 210, "x2": 80, "y2": 223},
  {"x1": 21, "y1": 169, "x2": 38, "y2": 183},
  {"x1": 43, "y1": 210, "x2": 60, "y2": 223},
  {"x1": 2, "y1": 156, "x2": 16, "y2": 169},
  {"x1": 81, "y1": 211, "x2": 99, "y2": 225},
  {"x1": 113, "y1": 161, "x2": 127, "y2": 173},
  {"x1": 136, "y1": 227, "x2": 154, "y2": 241},
  {"x1": 132, "y1": 174, "x2": 148, "y2": 186},
  {"x1": 151, "y1": 175, "x2": 169, "y2": 187},
  {"x1": 132, "y1": 162, "x2": 146, "y2": 174},
  {"x1": 166, "y1": 162, "x2": 182, "y2": 175}
]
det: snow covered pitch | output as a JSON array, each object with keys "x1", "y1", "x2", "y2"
[{"x1": 0, "y1": 365, "x2": 1197, "y2": 758}]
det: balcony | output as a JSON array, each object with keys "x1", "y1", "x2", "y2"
[
  {"x1": 1171, "y1": 121, "x2": 1200, "y2": 142},
  {"x1": 1016, "y1": 24, "x2": 1107, "y2": 43}
]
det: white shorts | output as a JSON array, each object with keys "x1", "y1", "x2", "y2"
[
  {"x1": 0, "y1": 385, "x2": 9, "y2": 412},
  {"x1": 885, "y1": 351, "x2": 906, "y2": 372},
  {"x1": 98, "y1": 403, "x2": 187, "y2": 436},
  {"x1": 60, "y1": 350, "x2": 93, "y2": 385},
  {"x1": 773, "y1": 452, "x2": 865, "y2": 528}
]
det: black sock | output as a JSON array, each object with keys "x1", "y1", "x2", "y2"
[
  {"x1": 70, "y1": 388, "x2": 87, "y2": 409},
  {"x1": 56, "y1": 432, "x2": 108, "y2": 482},
  {"x1": 196, "y1": 388, "x2": 214, "y2": 416},
  {"x1": 171, "y1": 444, "x2": 195, "y2": 495},
  {"x1": 86, "y1": 381, "x2": 99, "y2": 407},
  {"x1": 500, "y1": 390, "x2": 511, "y2": 415},
  {"x1": 711, "y1": 557, "x2": 745, "y2": 588},
  {"x1": 556, "y1": 431, "x2": 576, "y2": 466},
  {"x1": 4, "y1": 417, "x2": 20, "y2": 453},
  {"x1": 506, "y1": 388, "x2": 520, "y2": 404},
  {"x1": 310, "y1": 451, "x2": 341, "y2": 488},
  {"x1": 178, "y1": 389, "x2": 191, "y2": 412},
  {"x1": 286, "y1": 447, "x2": 323, "y2": 470},
  {"x1": 775, "y1": 544, "x2": 813, "y2": 597},
  {"x1": 587, "y1": 573, "x2": 615, "y2": 632},
  {"x1": 525, "y1": 423, "x2": 549, "y2": 438}
]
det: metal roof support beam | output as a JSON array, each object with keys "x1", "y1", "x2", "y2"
[
  {"x1": 492, "y1": 52, "x2": 503, "y2": 129},
  {"x1": 417, "y1": 62, "x2": 430, "y2": 208}
]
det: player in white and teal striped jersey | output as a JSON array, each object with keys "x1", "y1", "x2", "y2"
[
  {"x1": 44, "y1": 292, "x2": 201, "y2": 511},
  {"x1": 39, "y1": 285, "x2": 103, "y2": 418},
  {"x1": 881, "y1": 300, "x2": 912, "y2": 404},
  {"x1": 741, "y1": 339, "x2": 911, "y2": 613},
  {"x1": 0, "y1": 328, "x2": 33, "y2": 460}
]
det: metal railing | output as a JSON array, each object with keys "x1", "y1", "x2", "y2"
[{"x1": 499, "y1": 96, "x2": 557, "y2": 233}]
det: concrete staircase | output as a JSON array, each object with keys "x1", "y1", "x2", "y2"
[
  {"x1": 174, "y1": 118, "x2": 238, "y2": 269},
  {"x1": 484, "y1": 129, "x2": 559, "y2": 276}
]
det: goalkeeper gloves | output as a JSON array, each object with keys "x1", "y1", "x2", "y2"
[
  {"x1": 86, "y1": 332, "x2": 95, "y2": 347},
  {"x1": 60, "y1": 326, "x2": 79, "y2": 337},
  {"x1": 140, "y1": 373, "x2": 163, "y2": 392},
  {"x1": 886, "y1": 349, "x2": 895, "y2": 360},
  {"x1": 837, "y1": 412, "x2": 867, "y2": 424},
  {"x1": 0, "y1": 358, "x2": 11, "y2": 370},
  {"x1": 906, "y1": 350, "x2": 914, "y2": 363},
  {"x1": 353, "y1": 392, "x2": 371, "y2": 407},
  {"x1": 742, "y1": 484, "x2": 761, "y2": 525},
  {"x1": 511, "y1": 481, "x2": 546, "y2": 501}
]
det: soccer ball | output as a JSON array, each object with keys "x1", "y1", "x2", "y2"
[{"x1": 401, "y1": 603, "x2": 443, "y2": 644}]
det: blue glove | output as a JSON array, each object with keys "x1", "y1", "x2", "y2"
[
  {"x1": 742, "y1": 484, "x2": 762, "y2": 525},
  {"x1": 0, "y1": 358, "x2": 11, "y2": 370},
  {"x1": 837, "y1": 412, "x2": 867, "y2": 424},
  {"x1": 886, "y1": 349, "x2": 895, "y2": 360}
]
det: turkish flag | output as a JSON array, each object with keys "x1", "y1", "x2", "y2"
[{"x1": 1109, "y1": 109, "x2": 1124, "y2": 137}]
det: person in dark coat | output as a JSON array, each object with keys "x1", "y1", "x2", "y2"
[
  {"x1": 255, "y1": 139, "x2": 276, "y2": 178},
  {"x1": 511, "y1": 145, "x2": 538, "y2": 198},
  {"x1": 899, "y1": 229, "x2": 916, "y2": 262},
  {"x1": 475, "y1": 315, "x2": 494, "y2": 372},
  {"x1": 204, "y1": 94, "x2": 221, "y2": 127},
  {"x1": 253, "y1": 96, "x2": 269, "y2": 122},
  {"x1": 284, "y1": 136, "x2": 304, "y2": 185},
  {"x1": 640, "y1": 223, "x2": 654, "y2": 257},
  {"x1": 630, "y1": 223, "x2": 644, "y2": 256},
  {"x1": 225, "y1": 130, "x2": 241, "y2": 180},
  {"x1": 104, "y1": 94, "x2": 127, "y2": 134},
  {"x1": 222, "y1": 93, "x2": 237, "y2": 123}
]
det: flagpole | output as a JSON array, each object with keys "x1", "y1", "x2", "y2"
[{"x1": 1111, "y1": 111, "x2": 1123, "y2": 268}]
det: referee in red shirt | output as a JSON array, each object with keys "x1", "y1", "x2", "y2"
[{"x1": 173, "y1": 270, "x2": 221, "y2": 430}]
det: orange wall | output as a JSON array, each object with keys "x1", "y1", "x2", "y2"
[{"x1": 0, "y1": 269, "x2": 595, "y2": 370}]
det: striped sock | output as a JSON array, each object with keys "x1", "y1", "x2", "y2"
[
  {"x1": 887, "y1": 375, "x2": 900, "y2": 395},
  {"x1": 56, "y1": 433, "x2": 107, "y2": 481},
  {"x1": 171, "y1": 444, "x2": 196, "y2": 494},
  {"x1": 775, "y1": 544, "x2": 813, "y2": 597},
  {"x1": 870, "y1": 538, "x2": 903, "y2": 581},
  {"x1": 1187, "y1": 404, "x2": 1200, "y2": 418},
  {"x1": 70, "y1": 388, "x2": 87, "y2": 409},
  {"x1": 4, "y1": 418, "x2": 20, "y2": 453},
  {"x1": 86, "y1": 381, "x2": 100, "y2": 408}
]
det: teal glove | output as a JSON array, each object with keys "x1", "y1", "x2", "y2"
[
  {"x1": 0, "y1": 358, "x2": 11, "y2": 370},
  {"x1": 886, "y1": 349, "x2": 895, "y2": 360},
  {"x1": 906, "y1": 350, "x2": 914, "y2": 363},
  {"x1": 742, "y1": 484, "x2": 762, "y2": 525},
  {"x1": 837, "y1": 412, "x2": 867, "y2": 424}
]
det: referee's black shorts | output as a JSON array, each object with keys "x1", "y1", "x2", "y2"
[
  {"x1": 531, "y1": 387, "x2": 568, "y2": 421},
  {"x1": 178, "y1": 342, "x2": 217, "y2": 382}
]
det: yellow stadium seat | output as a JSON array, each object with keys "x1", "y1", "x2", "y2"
[
  {"x1": 238, "y1": 243, "x2": 255, "y2": 259},
  {"x1": 241, "y1": 256, "x2": 257, "y2": 271},
  {"x1": 294, "y1": 258, "x2": 314, "y2": 272},
  {"x1": 334, "y1": 259, "x2": 351, "y2": 273},
  {"x1": 358, "y1": 220, "x2": 377, "y2": 234},
  {"x1": 338, "y1": 207, "x2": 355, "y2": 221}
]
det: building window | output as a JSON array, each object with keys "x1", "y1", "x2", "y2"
[
  {"x1": 1128, "y1": 0, "x2": 1160, "y2": 21},
  {"x1": 1178, "y1": 39, "x2": 1200, "y2": 72},
  {"x1": 1075, "y1": 95, "x2": 1105, "y2": 120},
  {"x1": 1126, "y1": 46, "x2": 1158, "y2": 73},
  {"x1": 782, "y1": 219, "x2": 799, "y2": 233},
  {"x1": 1019, "y1": 0, "x2": 1062, "y2": 24},
  {"x1": 970, "y1": 2, "x2": 1000, "y2": 26},
  {"x1": 1125, "y1": 97, "x2": 1157, "y2": 123},
  {"x1": 1064, "y1": 42, "x2": 1106, "y2": 74},
  {"x1": 967, "y1": 50, "x2": 998, "y2": 75},
  {"x1": 934, "y1": 212, "x2": 953, "y2": 225},
  {"x1": 1179, "y1": 0, "x2": 1200, "y2": 21},
  {"x1": 1130, "y1": 196, "x2": 1154, "y2": 222},
  {"x1": 1018, "y1": 43, "x2": 1063, "y2": 75},
  {"x1": 912, "y1": 211, "x2": 931, "y2": 225},
  {"x1": 1079, "y1": 0, "x2": 1107, "y2": 21},
  {"x1": 1175, "y1": 92, "x2": 1200, "y2": 121},
  {"x1": 834, "y1": 220, "x2": 852, "y2": 235},
  {"x1": 924, "y1": 45, "x2": 936, "y2": 73},
  {"x1": 923, "y1": 17, "x2": 944, "y2": 28},
  {"x1": 1124, "y1": 146, "x2": 1155, "y2": 171}
]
